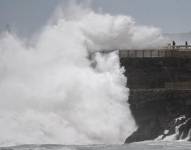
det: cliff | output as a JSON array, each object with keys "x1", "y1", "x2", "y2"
[{"x1": 121, "y1": 57, "x2": 191, "y2": 143}]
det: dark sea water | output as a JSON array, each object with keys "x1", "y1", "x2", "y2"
[{"x1": 1, "y1": 141, "x2": 191, "y2": 150}]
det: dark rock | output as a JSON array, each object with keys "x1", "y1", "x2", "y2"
[{"x1": 120, "y1": 57, "x2": 191, "y2": 143}]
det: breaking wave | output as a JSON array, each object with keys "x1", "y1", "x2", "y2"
[{"x1": 0, "y1": 2, "x2": 165, "y2": 146}]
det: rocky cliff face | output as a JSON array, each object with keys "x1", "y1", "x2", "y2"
[{"x1": 120, "y1": 58, "x2": 191, "y2": 143}]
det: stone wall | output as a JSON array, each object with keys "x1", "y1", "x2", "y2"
[{"x1": 120, "y1": 57, "x2": 191, "y2": 143}]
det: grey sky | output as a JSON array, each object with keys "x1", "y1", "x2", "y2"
[{"x1": 0, "y1": 0, "x2": 191, "y2": 37}]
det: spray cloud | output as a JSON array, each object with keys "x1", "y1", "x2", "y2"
[{"x1": 0, "y1": 2, "x2": 165, "y2": 146}]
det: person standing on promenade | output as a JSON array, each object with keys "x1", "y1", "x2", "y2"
[
  {"x1": 172, "y1": 41, "x2": 176, "y2": 49},
  {"x1": 185, "y1": 41, "x2": 188, "y2": 48}
]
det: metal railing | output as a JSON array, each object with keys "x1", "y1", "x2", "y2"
[
  {"x1": 119, "y1": 49, "x2": 166, "y2": 58},
  {"x1": 119, "y1": 46, "x2": 191, "y2": 58},
  {"x1": 172, "y1": 45, "x2": 191, "y2": 49}
]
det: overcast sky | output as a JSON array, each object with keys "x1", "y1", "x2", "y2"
[{"x1": 0, "y1": 0, "x2": 191, "y2": 37}]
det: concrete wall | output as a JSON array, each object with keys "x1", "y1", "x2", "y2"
[
  {"x1": 121, "y1": 57, "x2": 191, "y2": 89},
  {"x1": 121, "y1": 57, "x2": 191, "y2": 143}
]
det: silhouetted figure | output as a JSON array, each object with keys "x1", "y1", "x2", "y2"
[
  {"x1": 172, "y1": 41, "x2": 176, "y2": 49},
  {"x1": 185, "y1": 41, "x2": 188, "y2": 48}
]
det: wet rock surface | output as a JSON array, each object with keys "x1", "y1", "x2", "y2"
[{"x1": 120, "y1": 57, "x2": 191, "y2": 143}]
